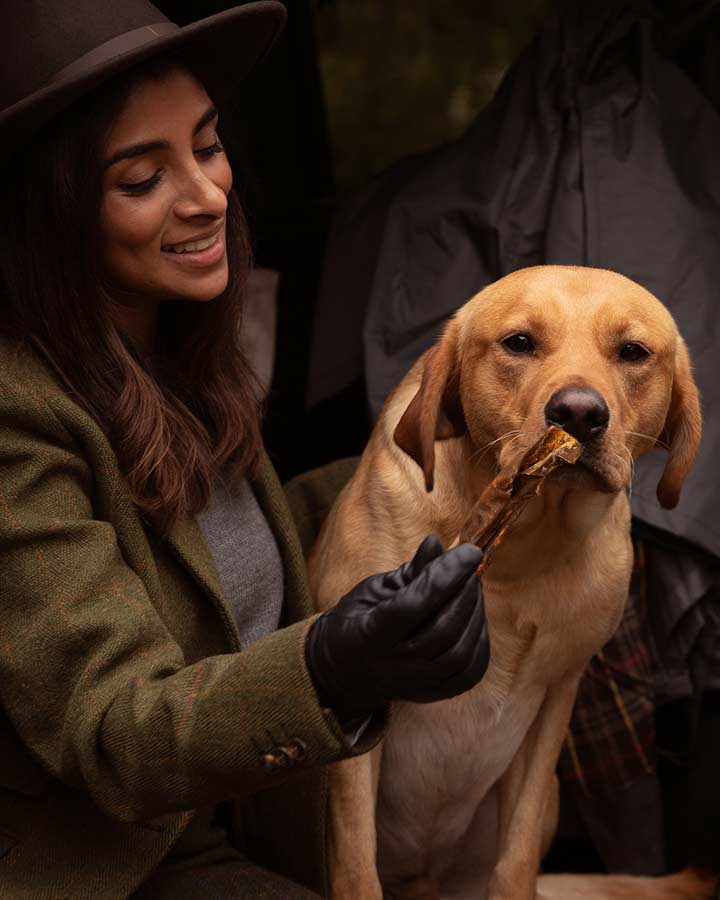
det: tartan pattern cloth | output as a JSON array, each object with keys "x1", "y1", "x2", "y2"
[{"x1": 558, "y1": 537, "x2": 656, "y2": 793}]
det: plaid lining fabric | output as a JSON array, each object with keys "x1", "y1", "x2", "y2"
[
  {"x1": 558, "y1": 537, "x2": 656, "y2": 793},
  {"x1": 641, "y1": 525, "x2": 720, "y2": 704}
]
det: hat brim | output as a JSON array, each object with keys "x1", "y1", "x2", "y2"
[{"x1": 0, "y1": 1, "x2": 286, "y2": 157}]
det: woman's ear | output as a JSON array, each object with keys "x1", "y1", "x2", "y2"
[
  {"x1": 393, "y1": 318, "x2": 466, "y2": 492},
  {"x1": 656, "y1": 336, "x2": 702, "y2": 509}
]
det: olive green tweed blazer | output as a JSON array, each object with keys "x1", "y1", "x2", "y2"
[{"x1": 0, "y1": 336, "x2": 377, "y2": 900}]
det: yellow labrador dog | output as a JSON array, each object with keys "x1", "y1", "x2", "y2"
[{"x1": 308, "y1": 266, "x2": 707, "y2": 900}]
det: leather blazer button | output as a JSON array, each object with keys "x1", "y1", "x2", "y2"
[{"x1": 283, "y1": 738, "x2": 307, "y2": 761}]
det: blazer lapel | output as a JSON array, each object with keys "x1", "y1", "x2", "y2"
[
  {"x1": 163, "y1": 514, "x2": 242, "y2": 650},
  {"x1": 252, "y1": 451, "x2": 315, "y2": 626}
]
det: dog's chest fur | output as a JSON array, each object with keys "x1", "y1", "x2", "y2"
[
  {"x1": 376, "y1": 660, "x2": 544, "y2": 883},
  {"x1": 373, "y1": 505, "x2": 631, "y2": 889}
]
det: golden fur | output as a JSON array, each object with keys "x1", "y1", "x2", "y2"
[{"x1": 308, "y1": 266, "x2": 705, "y2": 900}]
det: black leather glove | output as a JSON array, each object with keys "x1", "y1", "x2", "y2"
[{"x1": 305, "y1": 535, "x2": 490, "y2": 718}]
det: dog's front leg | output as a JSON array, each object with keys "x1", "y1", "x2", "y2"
[
  {"x1": 487, "y1": 675, "x2": 581, "y2": 900},
  {"x1": 326, "y1": 747, "x2": 383, "y2": 900}
]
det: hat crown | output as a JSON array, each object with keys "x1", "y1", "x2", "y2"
[
  {"x1": 0, "y1": 0, "x2": 171, "y2": 109},
  {"x1": 0, "y1": 0, "x2": 286, "y2": 165}
]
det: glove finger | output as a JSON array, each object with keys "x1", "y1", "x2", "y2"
[
  {"x1": 398, "y1": 569, "x2": 481, "y2": 661},
  {"x1": 374, "y1": 543, "x2": 483, "y2": 642},
  {"x1": 406, "y1": 534, "x2": 446, "y2": 579},
  {"x1": 416, "y1": 577, "x2": 487, "y2": 683},
  {"x1": 377, "y1": 535, "x2": 445, "y2": 593},
  {"x1": 414, "y1": 616, "x2": 491, "y2": 704}
]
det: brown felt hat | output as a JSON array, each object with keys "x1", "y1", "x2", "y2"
[{"x1": 0, "y1": 0, "x2": 286, "y2": 155}]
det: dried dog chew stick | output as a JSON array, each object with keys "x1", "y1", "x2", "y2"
[{"x1": 459, "y1": 425, "x2": 583, "y2": 574}]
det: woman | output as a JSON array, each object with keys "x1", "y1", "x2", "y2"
[{"x1": 0, "y1": 2, "x2": 490, "y2": 898}]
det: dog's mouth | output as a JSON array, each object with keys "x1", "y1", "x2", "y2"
[
  {"x1": 549, "y1": 460, "x2": 616, "y2": 493},
  {"x1": 499, "y1": 435, "x2": 630, "y2": 495},
  {"x1": 547, "y1": 449, "x2": 629, "y2": 494}
]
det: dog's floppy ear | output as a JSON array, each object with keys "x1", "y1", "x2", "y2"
[
  {"x1": 656, "y1": 336, "x2": 702, "y2": 509},
  {"x1": 393, "y1": 318, "x2": 467, "y2": 492}
]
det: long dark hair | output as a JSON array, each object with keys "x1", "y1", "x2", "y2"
[{"x1": 0, "y1": 56, "x2": 264, "y2": 534}]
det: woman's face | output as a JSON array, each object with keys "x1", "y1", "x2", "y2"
[{"x1": 100, "y1": 66, "x2": 233, "y2": 313}]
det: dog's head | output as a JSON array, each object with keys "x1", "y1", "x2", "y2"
[{"x1": 394, "y1": 266, "x2": 701, "y2": 509}]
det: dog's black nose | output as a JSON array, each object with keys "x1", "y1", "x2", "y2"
[{"x1": 544, "y1": 387, "x2": 610, "y2": 443}]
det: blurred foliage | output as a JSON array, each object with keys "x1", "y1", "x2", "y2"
[{"x1": 315, "y1": 0, "x2": 555, "y2": 191}]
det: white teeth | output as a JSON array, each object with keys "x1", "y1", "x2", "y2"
[{"x1": 164, "y1": 233, "x2": 218, "y2": 253}]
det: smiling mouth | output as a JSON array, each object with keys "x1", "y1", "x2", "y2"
[
  {"x1": 160, "y1": 228, "x2": 226, "y2": 268},
  {"x1": 161, "y1": 220, "x2": 225, "y2": 253},
  {"x1": 162, "y1": 230, "x2": 221, "y2": 254}
]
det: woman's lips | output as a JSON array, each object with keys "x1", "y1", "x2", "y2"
[{"x1": 161, "y1": 230, "x2": 226, "y2": 268}]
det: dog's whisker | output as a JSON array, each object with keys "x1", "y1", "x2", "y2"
[
  {"x1": 468, "y1": 430, "x2": 522, "y2": 463},
  {"x1": 607, "y1": 443, "x2": 636, "y2": 494},
  {"x1": 620, "y1": 444, "x2": 636, "y2": 480},
  {"x1": 606, "y1": 449, "x2": 632, "y2": 499},
  {"x1": 469, "y1": 430, "x2": 534, "y2": 468},
  {"x1": 483, "y1": 431, "x2": 533, "y2": 472},
  {"x1": 501, "y1": 432, "x2": 530, "y2": 452},
  {"x1": 614, "y1": 442, "x2": 635, "y2": 474},
  {"x1": 624, "y1": 429, "x2": 669, "y2": 451}
]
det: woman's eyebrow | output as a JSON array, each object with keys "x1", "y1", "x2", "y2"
[{"x1": 104, "y1": 105, "x2": 219, "y2": 170}]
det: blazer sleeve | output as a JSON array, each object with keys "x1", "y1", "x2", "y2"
[{"x1": 0, "y1": 378, "x2": 379, "y2": 823}]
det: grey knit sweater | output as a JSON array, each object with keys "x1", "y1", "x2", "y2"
[{"x1": 196, "y1": 477, "x2": 284, "y2": 648}]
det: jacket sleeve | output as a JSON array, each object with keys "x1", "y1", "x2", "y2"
[{"x1": 0, "y1": 379, "x2": 382, "y2": 823}]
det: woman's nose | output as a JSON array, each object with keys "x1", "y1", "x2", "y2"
[{"x1": 173, "y1": 169, "x2": 228, "y2": 220}]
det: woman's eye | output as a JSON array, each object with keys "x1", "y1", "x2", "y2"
[
  {"x1": 619, "y1": 342, "x2": 650, "y2": 362},
  {"x1": 119, "y1": 171, "x2": 162, "y2": 195},
  {"x1": 502, "y1": 333, "x2": 535, "y2": 354},
  {"x1": 196, "y1": 141, "x2": 224, "y2": 160},
  {"x1": 117, "y1": 142, "x2": 223, "y2": 196}
]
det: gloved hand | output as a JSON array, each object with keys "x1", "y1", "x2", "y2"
[{"x1": 304, "y1": 535, "x2": 490, "y2": 718}]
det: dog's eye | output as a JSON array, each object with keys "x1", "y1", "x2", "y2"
[
  {"x1": 502, "y1": 333, "x2": 535, "y2": 354},
  {"x1": 619, "y1": 342, "x2": 650, "y2": 362}
]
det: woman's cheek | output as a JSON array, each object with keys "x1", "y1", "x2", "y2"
[
  {"x1": 124, "y1": 197, "x2": 170, "y2": 249},
  {"x1": 105, "y1": 203, "x2": 168, "y2": 264}
]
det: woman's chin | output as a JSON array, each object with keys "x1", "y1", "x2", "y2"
[{"x1": 174, "y1": 274, "x2": 229, "y2": 302}]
